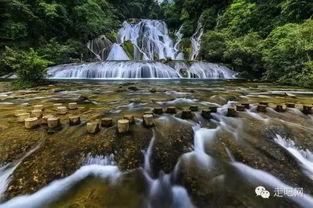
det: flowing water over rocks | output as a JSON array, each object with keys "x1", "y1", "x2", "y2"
[
  {"x1": 48, "y1": 19, "x2": 235, "y2": 79},
  {"x1": 0, "y1": 80, "x2": 313, "y2": 207}
]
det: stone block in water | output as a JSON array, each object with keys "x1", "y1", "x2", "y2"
[
  {"x1": 275, "y1": 105, "x2": 285, "y2": 112},
  {"x1": 236, "y1": 105, "x2": 245, "y2": 111},
  {"x1": 241, "y1": 103, "x2": 250, "y2": 109},
  {"x1": 31, "y1": 110, "x2": 43, "y2": 118},
  {"x1": 153, "y1": 107, "x2": 163, "y2": 114},
  {"x1": 15, "y1": 110, "x2": 27, "y2": 117},
  {"x1": 57, "y1": 106, "x2": 68, "y2": 115},
  {"x1": 118, "y1": 119, "x2": 129, "y2": 133},
  {"x1": 143, "y1": 114, "x2": 154, "y2": 127},
  {"x1": 53, "y1": 103, "x2": 63, "y2": 110},
  {"x1": 227, "y1": 108, "x2": 237, "y2": 117},
  {"x1": 25, "y1": 117, "x2": 39, "y2": 129},
  {"x1": 87, "y1": 122, "x2": 100, "y2": 134},
  {"x1": 285, "y1": 92, "x2": 296, "y2": 98},
  {"x1": 101, "y1": 117, "x2": 113, "y2": 127},
  {"x1": 257, "y1": 104, "x2": 267, "y2": 112},
  {"x1": 69, "y1": 116, "x2": 81, "y2": 125},
  {"x1": 209, "y1": 106, "x2": 217, "y2": 113},
  {"x1": 166, "y1": 107, "x2": 177, "y2": 114},
  {"x1": 42, "y1": 115, "x2": 54, "y2": 125},
  {"x1": 68, "y1": 102, "x2": 78, "y2": 110},
  {"x1": 189, "y1": 105, "x2": 199, "y2": 112},
  {"x1": 34, "y1": 105, "x2": 44, "y2": 111},
  {"x1": 123, "y1": 115, "x2": 135, "y2": 124},
  {"x1": 144, "y1": 111, "x2": 154, "y2": 116},
  {"x1": 259, "y1": 102, "x2": 269, "y2": 107},
  {"x1": 47, "y1": 117, "x2": 60, "y2": 129},
  {"x1": 302, "y1": 105, "x2": 312, "y2": 114},
  {"x1": 17, "y1": 113, "x2": 31, "y2": 122},
  {"x1": 201, "y1": 109, "x2": 211, "y2": 119},
  {"x1": 182, "y1": 110, "x2": 193, "y2": 119},
  {"x1": 286, "y1": 103, "x2": 295, "y2": 108}
]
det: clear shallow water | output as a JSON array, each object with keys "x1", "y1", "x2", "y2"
[{"x1": 0, "y1": 80, "x2": 313, "y2": 208}]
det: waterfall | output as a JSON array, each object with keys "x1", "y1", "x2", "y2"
[
  {"x1": 190, "y1": 17, "x2": 204, "y2": 60},
  {"x1": 49, "y1": 19, "x2": 236, "y2": 79},
  {"x1": 174, "y1": 26, "x2": 184, "y2": 60},
  {"x1": 118, "y1": 19, "x2": 180, "y2": 60}
]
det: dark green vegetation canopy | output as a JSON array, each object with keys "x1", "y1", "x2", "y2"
[{"x1": 1, "y1": 0, "x2": 313, "y2": 88}]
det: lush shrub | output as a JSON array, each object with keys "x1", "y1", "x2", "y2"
[{"x1": 1, "y1": 47, "x2": 51, "y2": 89}]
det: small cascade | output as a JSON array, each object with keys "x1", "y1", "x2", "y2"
[
  {"x1": 0, "y1": 165, "x2": 121, "y2": 208},
  {"x1": 0, "y1": 144, "x2": 40, "y2": 201},
  {"x1": 47, "y1": 61, "x2": 235, "y2": 79},
  {"x1": 106, "y1": 44, "x2": 130, "y2": 61},
  {"x1": 47, "y1": 61, "x2": 181, "y2": 79},
  {"x1": 190, "y1": 17, "x2": 204, "y2": 60},
  {"x1": 274, "y1": 134, "x2": 313, "y2": 180},
  {"x1": 144, "y1": 130, "x2": 156, "y2": 174}
]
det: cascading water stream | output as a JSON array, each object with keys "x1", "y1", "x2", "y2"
[
  {"x1": 0, "y1": 143, "x2": 41, "y2": 201},
  {"x1": 190, "y1": 17, "x2": 204, "y2": 61},
  {"x1": 274, "y1": 134, "x2": 313, "y2": 181}
]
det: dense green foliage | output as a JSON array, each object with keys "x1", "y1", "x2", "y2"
[
  {"x1": 0, "y1": 0, "x2": 161, "y2": 88},
  {"x1": 1, "y1": 0, "x2": 313, "y2": 88},
  {"x1": 161, "y1": 0, "x2": 313, "y2": 87}
]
